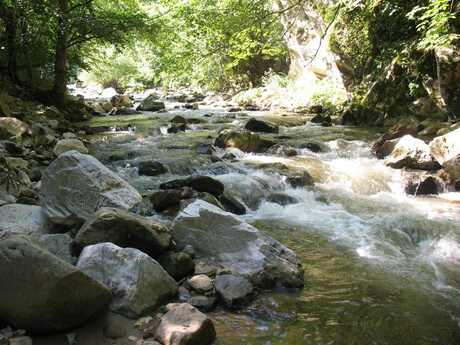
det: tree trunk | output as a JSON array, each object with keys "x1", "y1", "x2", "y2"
[
  {"x1": 0, "y1": 4, "x2": 19, "y2": 83},
  {"x1": 52, "y1": 0, "x2": 69, "y2": 105}
]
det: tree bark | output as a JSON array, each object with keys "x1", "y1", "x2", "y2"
[
  {"x1": 52, "y1": 0, "x2": 70, "y2": 105},
  {"x1": 0, "y1": 4, "x2": 19, "y2": 83}
]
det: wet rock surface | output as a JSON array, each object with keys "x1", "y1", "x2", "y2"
[
  {"x1": 77, "y1": 243, "x2": 178, "y2": 318},
  {"x1": 173, "y1": 200, "x2": 304, "y2": 288}
]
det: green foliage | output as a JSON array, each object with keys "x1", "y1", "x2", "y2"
[
  {"x1": 83, "y1": 0, "x2": 288, "y2": 91},
  {"x1": 408, "y1": 0, "x2": 459, "y2": 50}
]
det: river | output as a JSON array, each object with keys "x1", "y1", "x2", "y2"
[{"x1": 85, "y1": 102, "x2": 460, "y2": 345}]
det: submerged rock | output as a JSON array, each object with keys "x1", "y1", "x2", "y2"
[
  {"x1": 0, "y1": 234, "x2": 111, "y2": 334},
  {"x1": 245, "y1": 118, "x2": 279, "y2": 133},
  {"x1": 214, "y1": 129, "x2": 275, "y2": 153},
  {"x1": 384, "y1": 135, "x2": 440, "y2": 170},
  {"x1": 75, "y1": 207, "x2": 173, "y2": 257},
  {"x1": 155, "y1": 303, "x2": 216, "y2": 345},
  {"x1": 172, "y1": 200, "x2": 304, "y2": 288},
  {"x1": 77, "y1": 243, "x2": 178, "y2": 318},
  {"x1": 40, "y1": 151, "x2": 142, "y2": 225}
]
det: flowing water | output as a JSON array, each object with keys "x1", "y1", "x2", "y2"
[{"x1": 85, "y1": 104, "x2": 460, "y2": 345}]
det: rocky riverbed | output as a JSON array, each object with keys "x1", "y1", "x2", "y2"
[{"x1": 1, "y1": 90, "x2": 460, "y2": 345}]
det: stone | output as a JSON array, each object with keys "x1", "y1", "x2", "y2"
[
  {"x1": 214, "y1": 129, "x2": 275, "y2": 153},
  {"x1": 311, "y1": 114, "x2": 331, "y2": 125},
  {"x1": 138, "y1": 95, "x2": 165, "y2": 112},
  {"x1": 0, "y1": 204, "x2": 52, "y2": 236},
  {"x1": 299, "y1": 142, "x2": 326, "y2": 153},
  {"x1": 155, "y1": 303, "x2": 216, "y2": 345},
  {"x1": 167, "y1": 123, "x2": 188, "y2": 133},
  {"x1": 405, "y1": 175, "x2": 440, "y2": 196},
  {"x1": 151, "y1": 190, "x2": 185, "y2": 212},
  {"x1": 244, "y1": 118, "x2": 279, "y2": 134},
  {"x1": 111, "y1": 95, "x2": 133, "y2": 108},
  {"x1": 159, "y1": 252, "x2": 195, "y2": 281},
  {"x1": 0, "y1": 118, "x2": 30, "y2": 142},
  {"x1": 187, "y1": 275, "x2": 213, "y2": 293},
  {"x1": 103, "y1": 313, "x2": 129, "y2": 339},
  {"x1": 37, "y1": 233, "x2": 76, "y2": 264},
  {"x1": 75, "y1": 207, "x2": 173, "y2": 257},
  {"x1": 214, "y1": 274, "x2": 254, "y2": 308},
  {"x1": 267, "y1": 193, "x2": 299, "y2": 205},
  {"x1": 188, "y1": 296, "x2": 216, "y2": 312},
  {"x1": 40, "y1": 151, "x2": 142, "y2": 225},
  {"x1": 0, "y1": 140, "x2": 23, "y2": 155},
  {"x1": 286, "y1": 171, "x2": 314, "y2": 188},
  {"x1": 171, "y1": 115, "x2": 187, "y2": 124},
  {"x1": 138, "y1": 161, "x2": 168, "y2": 176},
  {"x1": 218, "y1": 193, "x2": 246, "y2": 215},
  {"x1": 0, "y1": 192, "x2": 16, "y2": 206},
  {"x1": 160, "y1": 176, "x2": 224, "y2": 197},
  {"x1": 173, "y1": 200, "x2": 304, "y2": 288},
  {"x1": 0, "y1": 234, "x2": 111, "y2": 334},
  {"x1": 77, "y1": 243, "x2": 178, "y2": 318},
  {"x1": 134, "y1": 315, "x2": 161, "y2": 339},
  {"x1": 8, "y1": 336, "x2": 32, "y2": 345},
  {"x1": 53, "y1": 138, "x2": 88, "y2": 156},
  {"x1": 384, "y1": 135, "x2": 440, "y2": 170},
  {"x1": 429, "y1": 128, "x2": 460, "y2": 179}
]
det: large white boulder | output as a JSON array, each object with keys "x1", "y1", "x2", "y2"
[
  {"x1": 384, "y1": 135, "x2": 440, "y2": 170},
  {"x1": 172, "y1": 200, "x2": 304, "y2": 288},
  {"x1": 40, "y1": 151, "x2": 142, "y2": 225},
  {"x1": 77, "y1": 243, "x2": 178, "y2": 318},
  {"x1": 430, "y1": 128, "x2": 460, "y2": 179}
]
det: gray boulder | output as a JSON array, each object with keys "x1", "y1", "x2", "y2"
[
  {"x1": 0, "y1": 234, "x2": 111, "y2": 334},
  {"x1": 172, "y1": 200, "x2": 304, "y2": 288},
  {"x1": 40, "y1": 151, "x2": 142, "y2": 225},
  {"x1": 77, "y1": 243, "x2": 178, "y2": 318},
  {"x1": 155, "y1": 303, "x2": 216, "y2": 345},
  {"x1": 0, "y1": 204, "x2": 52, "y2": 235},
  {"x1": 215, "y1": 274, "x2": 254, "y2": 308},
  {"x1": 75, "y1": 207, "x2": 173, "y2": 258}
]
